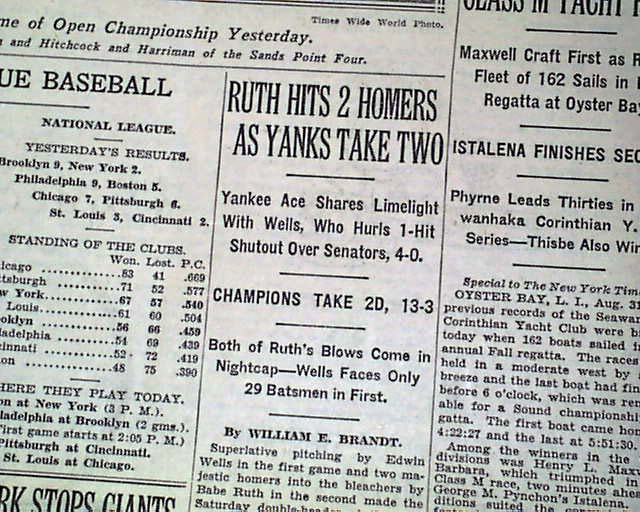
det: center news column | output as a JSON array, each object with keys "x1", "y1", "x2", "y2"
[{"x1": 188, "y1": 6, "x2": 457, "y2": 512}]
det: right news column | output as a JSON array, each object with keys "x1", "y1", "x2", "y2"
[{"x1": 429, "y1": 3, "x2": 640, "y2": 512}]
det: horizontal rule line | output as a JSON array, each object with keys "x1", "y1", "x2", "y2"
[
  {"x1": 526, "y1": 27, "x2": 618, "y2": 35},
  {"x1": 70, "y1": 377, "x2": 101, "y2": 383},
  {"x1": 276, "y1": 322, "x2": 366, "y2": 331},
  {"x1": 517, "y1": 174, "x2": 610, "y2": 183},
  {"x1": 520, "y1": 124, "x2": 611, "y2": 132},
  {"x1": 170, "y1": 0, "x2": 438, "y2": 13},
  {"x1": 94, "y1": 137, "x2": 124, "y2": 143},
  {"x1": 0, "y1": 52, "x2": 445, "y2": 79},
  {"x1": 280, "y1": 271, "x2": 369, "y2": 280},
  {"x1": 286, "y1": 173, "x2": 375, "y2": 181},
  {"x1": 269, "y1": 412, "x2": 360, "y2": 422},
  {"x1": 85, "y1": 227, "x2": 116, "y2": 233},
  {"x1": 0, "y1": 101, "x2": 90, "y2": 109},
  {"x1": 0, "y1": 471, "x2": 187, "y2": 488},
  {"x1": 513, "y1": 263, "x2": 606, "y2": 272}
]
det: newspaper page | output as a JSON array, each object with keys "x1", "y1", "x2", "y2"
[{"x1": 0, "y1": 0, "x2": 638, "y2": 511}]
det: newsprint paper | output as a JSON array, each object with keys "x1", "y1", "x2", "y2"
[{"x1": 0, "y1": 0, "x2": 639, "y2": 511}]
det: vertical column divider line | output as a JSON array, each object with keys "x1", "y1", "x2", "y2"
[
  {"x1": 187, "y1": 70, "x2": 229, "y2": 511},
  {"x1": 425, "y1": 2, "x2": 462, "y2": 510}
]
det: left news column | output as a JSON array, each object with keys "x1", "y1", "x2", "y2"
[{"x1": 0, "y1": 57, "x2": 225, "y2": 510}]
